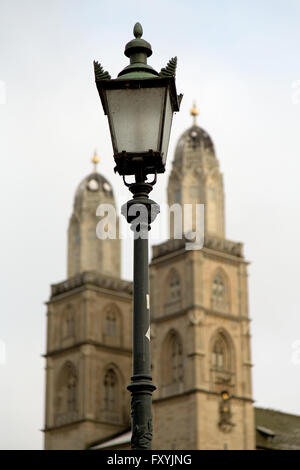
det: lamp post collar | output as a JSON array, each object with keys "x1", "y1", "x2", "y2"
[{"x1": 117, "y1": 23, "x2": 159, "y2": 79}]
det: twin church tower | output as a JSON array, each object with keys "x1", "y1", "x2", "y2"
[{"x1": 44, "y1": 105, "x2": 255, "y2": 450}]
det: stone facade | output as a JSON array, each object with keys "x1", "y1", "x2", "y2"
[
  {"x1": 44, "y1": 273, "x2": 133, "y2": 450},
  {"x1": 150, "y1": 238, "x2": 254, "y2": 450},
  {"x1": 44, "y1": 119, "x2": 255, "y2": 450},
  {"x1": 150, "y1": 122, "x2": 254, "y2": 449},
  {"x1": 44, "y1": 168, "x2": 131, "y2": 450}
]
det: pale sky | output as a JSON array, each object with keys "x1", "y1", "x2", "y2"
[{"x1": 1, "y1": 0, "x2": 300, "y2": 449}]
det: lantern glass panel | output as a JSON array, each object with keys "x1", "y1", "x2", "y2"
[
  {"x1": 161, "y1": 90, "x2": 173, "y2": 165},
  {"x1": 106, "y1": 87, "x2": 165, "y2": 154}
]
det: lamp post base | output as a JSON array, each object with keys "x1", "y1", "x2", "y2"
[{"x1": 128, "y1": 376, "x2": 156, "y2": 450}]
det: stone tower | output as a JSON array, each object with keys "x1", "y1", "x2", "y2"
[
  {"x1": 44, "y1": 155, "x2": 132, "y2": 450},
  {"x1": 168, "y1": 103, "x2": 225, "y2": 238},
  {"x1": 150, "y1": 106, "x2": 255, "y2": 450},
  {"x1": 67, "y1": 152, "x2": 120, "y2": 278}
]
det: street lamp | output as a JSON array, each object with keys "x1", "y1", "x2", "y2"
[{"x1": 94, "y1": 22, "x2": 182, "y2": 450}]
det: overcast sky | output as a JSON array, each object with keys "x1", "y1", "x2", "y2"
[{"x1": 1, "y1": 0, "x2": 300, "y2": 449}]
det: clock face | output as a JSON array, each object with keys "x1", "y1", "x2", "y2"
[
  {"x1": 87, "y1": 179, "x2": 99, "y2": 191},
  {"x1": 103, "y1": 182, "x2": 111, "y2": 192},
  {"x1": 190, "y1": 131, "x2": 197, "y2": 138}
]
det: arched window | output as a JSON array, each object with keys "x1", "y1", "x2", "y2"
[
  {"x1": 170, "y1": 333, "x2": 183, "y2": 383},
  {"x1": 67, "y1": 374, "x2": 77, "y2": 411},
  {"x1": 100, "y1": 366, "x2": 124, "y2": 425},
  {"x1": 210, "y1": 330, "x2": 235, "y2": 391},
  {"x1": 103, "y1": 369, "x2": 117, "y2": 411},
  {"x1": 162, "y1": 331, "x2": 184, "y2": 390},
  {"x1": 168, "y1": 270, "x2": 181, "y2": 303},
  {"x1": 66, "y1": 310, "x2": 75, "y2": 337},
  {"x1": 55, "y1": 361, "x2": 78, "y2": 425},
  {"x1": 211, "y1": 271, "x2": 229, "y2": 312},
  {"x1": 212, "y1": 337, "x2": 227, "y2": 371},
  {"x1": 62, "y1": 305, "x2": 75, "y2": 339},
  {"x1": 103, "y1": 305, "x2": 122, "y2": 346},
  {"x1": 105, "y1": 310, "x2": 117, "y2": 336},
  {"x1": 211, "y1": 333, "x2": 231, "y2": 372}
]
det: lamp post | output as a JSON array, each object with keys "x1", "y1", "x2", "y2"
[{"x1": 94, "y1": 22, "x2": 182, "y2": 450}]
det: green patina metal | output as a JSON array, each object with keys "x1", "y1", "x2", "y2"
[
  {"x1": 117, "y1": 22, "x2": 159, "y2": 79},
  {"x1": 93, "y1": 22, "x2": 178, "y2": 81},
  {"x1": 159, "y1": 56, "x2": 177, "y2": 78},
  {"x1": 93, "y1": 61, "x2": 111, "y2": 80}
]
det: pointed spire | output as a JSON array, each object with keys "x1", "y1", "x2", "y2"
[
  {"x1": 91, "y1": 150, "x2": 99, "y2": 173},
  {"x1": 190, "y1": 101, "x2": 199, "y2": 126}
]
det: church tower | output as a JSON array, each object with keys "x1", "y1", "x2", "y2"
[
  {"x1": 67, "y1": 151, "x2": 120, "y2": 278},
  {"x1": 44, "y1": 155, "x2": 132, "y2": 450},
  {"x1": 150, "y1": 106, "x2": 255, "y2": 450},
  {"x1": 168, "y1": 103, "x2": 225, "y2": 238}
]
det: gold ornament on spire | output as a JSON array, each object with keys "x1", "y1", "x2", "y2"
[
  {"x1": 190, "y1": 101, "x2": 199, "y2": 126},
  {"x1": 92, "y1": 150, "x2": 99, "y2": 173}
]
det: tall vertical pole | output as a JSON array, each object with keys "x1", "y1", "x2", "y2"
[
  {"x1": 122, "y1": 180, "x2": 159, "y2": 450},
  {"x1": 133, "y1": 230, "x2": 150, "y2": 380}
]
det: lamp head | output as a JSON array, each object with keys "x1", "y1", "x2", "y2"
[{"x1": 94, "y1": 23, "x2": 182, "y2": 177}]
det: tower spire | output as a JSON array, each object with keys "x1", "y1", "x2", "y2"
[
  {"x1": 190, "y1": 101, "x2": 199, "y2": 126},
  {"x1": 91, "y1": 150, "x2": 99, "y2": 173}
]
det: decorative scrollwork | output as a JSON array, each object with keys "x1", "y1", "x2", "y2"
[
  {"x1": 93, "y1": 60, "x2": 111, "y2": 80},
  {"x1": 130, "y1": 395, "x2": 153, "y2": 449},
  {"x1": 159, "y1": 56, "x2": 177, "y2": 78},
  {"x1": 131, "y1": 420, "x2": 153, "y2": 449}
]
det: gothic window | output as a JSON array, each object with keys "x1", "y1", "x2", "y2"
[
  {"x1": 103, "y1": 369, "x2": 117, "y2": 411},
  {"x1": 100, "y1": 367, "x2": 124, "y2": 425},
  {"x1": 105, "y1": 309, "x2": 117, "y2": 336},
  {"x1": 66, "y1": 311, "x2": 75, "y2": 337},
  {"x1": 163, "y1": 331, "x2": 184, "y2": 388},
  {"x1": 62, "y1": 305, "x2": 75, "y2": 339},
  {"x1": 210, "y1": 330, "x2": 235, "y2": 393},
  {"x1": 54, "y1": 361, "x2": 77, "y2": 425},
  {"x1": 170, "y1": 333, "x2": 183, "y2": 384},
  {"x1": 211, "y1": 333, "x2": 231, "y2": 372},
  {"x1": 67, "y1": 374, "x2": 77, "y2": 411},
  {"x1": 211, "y1": 271, "x2": 229, "y2": 312},
  {"x1": 103, "y1": 304, "x2": 122, "y2": 346},
  {"x1": 168, "y1": 270, "x2": 181, "y2": 303},
  {"x1": 212, "y1": 337, "x2": 227, "y2": 371}
]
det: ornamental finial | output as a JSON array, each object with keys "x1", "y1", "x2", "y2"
[
  {"x1": 119, "y1": 22, "x2": 157, "y2": 77},
  {"x1": 133, "y1": 22, "x2": 143, "y2": 38},
  {"x1": 190, "y1": 101, "x2": 199, "y2": 125},
  {"x1": 91, "y1": 150, "x2": 99, "y2": 173}
]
